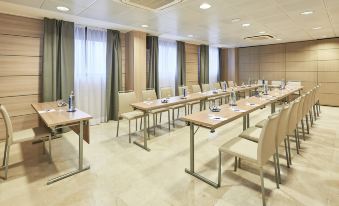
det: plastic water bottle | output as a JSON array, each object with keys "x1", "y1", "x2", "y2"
[
  {"x1": 230, "y1": 89, "x2": 237, "y2": 106},
  {"x1": 183, "y1": 87, "x2": 187, "y2": 97},
  {"x1": 223, "y1": 81, "x2": 227, "y2": 91},
  {"x1": 68, "y1": 91, "x2": 75, "y2": 111}
]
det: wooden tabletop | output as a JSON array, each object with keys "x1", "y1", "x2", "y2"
[
  {"x1": 31, "y1": 102, "x2": 92, "y2": 128},
  {"x1": 181, "y1": 86, "x2": 303, "y2": 129},
  {"x1": 131, "y1": 85, "x2": 260, "y2": 111}
]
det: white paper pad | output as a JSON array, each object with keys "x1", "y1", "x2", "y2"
[
  {"x1": 208, "y1": 115, "x2": 226, "y2": 121},
  {"x1": 38, "y1": 109, "x2": 56, "y2": 113}
]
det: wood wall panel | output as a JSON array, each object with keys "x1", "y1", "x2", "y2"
[
  {"x1": 0, "y1": 35, "x2": 42, "y2": 57},
  {"x1": 238, "y1": 37, "x2": 339, "y2": 106},
  {"x1": 185, "y1": 43, "x2": 199, "y2": 91},
  {"x1": 0, "y1": 13, "x2": 43, "y2": 141},
  {"x1": 0, "y1": 56, "x2": 41, "y2": 76}
]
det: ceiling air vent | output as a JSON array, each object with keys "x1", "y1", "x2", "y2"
[
  {"x1": 244, "y1": 35, "x2": 274, "y2": 41},
  {"x1": 116, "y1": 0, "x2": 185, "y2": 11}
]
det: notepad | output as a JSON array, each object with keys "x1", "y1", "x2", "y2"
[
  {"x1": 208, "y1": 115, "x2": 226, "y2": 121},
  {"x1": 246, "y1": 102, "x2": 257, "y2": 106},
  {"x1": 231, "y1": 108, "x2": 246, "y2": 112},
  {"x1": 38, "y1": 109, "x2": 56, "y2": 114}
]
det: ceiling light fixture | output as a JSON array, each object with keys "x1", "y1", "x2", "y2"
[
  {"x1": 188, "y1": 34, "x2": 194, "y2": 38},
  {"x1": 322, "y1": 35, "x2": 327, "y2": 38},
  {"x1": 276, "y1": 38, "x2": 282, "y2": 41},
  {"x1": 313, "y1": 26, "x2": 322, "y2": 30},
  {"x1": 56, "y1": 6, "x2": 69, "y2": 12},
  {"x1": 259, "y1": 31, "x2": 266, "y2": 34},
  {"x1": 242, "y1": 23, "x2": 250, "y2": 27},
  {"x1": 301, "y1": 10, "x2": 313, "y2": 15},
  {"x1": 141, "y1": 24, "x2": 149, "y2": 28},
  {"x1": 231, "y1": 18, "x2": 241, "y2": 23},
  {"x1": 200, "y1": 3, "x2": 211, "y2": 10}
]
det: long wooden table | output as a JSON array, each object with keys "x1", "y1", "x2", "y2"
[
  {"x1": 131, "y1": 85, "x2": 261, "y2": 151},
  {"x1": 31, "y1": 102, "x2": 92, "y2": 185},
  {"x1": 180, "y1": 86, "x2": 303, "y2": 188}
]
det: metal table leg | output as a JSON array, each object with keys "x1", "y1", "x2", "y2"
[
  {"x1": 271, "y1": 102, "x2": 276, "y2": 113},
  {"x1": 246, "y1": 114, "x2": 250, "y2": 128},
  {"x1": 243, "y1": 115, "x2": 247, "y2": 131},
  {"x1": 134, "y1": 113, "x2": 151, "y2": 151},
  {"x1": 47, "y1": 120, "x2": 90, "y2": 185},
  {"x1": 185, "y1": 123, "x2": 219, "y2": 188}
]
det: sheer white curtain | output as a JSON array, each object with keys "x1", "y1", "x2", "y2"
[
  {"x1": 158, "y1": 38, "x2": 177, "y2": 93},
  {"x1": 74, "y1": 25, "x2": 107, "y2": 125},
  {"x1": 209, "y1": 46, "x2": 219, "y2": 84}
]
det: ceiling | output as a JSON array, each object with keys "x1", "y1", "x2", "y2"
[{"x1": 0, "y1": 0, "x2": 339, "y2": 47}]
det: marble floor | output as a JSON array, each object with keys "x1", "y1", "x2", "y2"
[{"x1": 0, "y1": 105, "x2": 339, "y2": 206}]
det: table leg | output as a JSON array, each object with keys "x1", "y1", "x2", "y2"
[
  {"x1": 247, "y1": 114, "x2": 250, "y2": 128},
  {"x1": 243, "y1": 116, "x2": 247, "y2": 131},
  {"x1": 271, "y1": 102, "x2": 276, "y2": 114},
  {"x1": 133, "y1": 113, "x2": 151, "y2": 151},
  {"x1": 47, "y1": 121, "x2": 90, "y2": 185},
  {"x1": 185, "y1": 123, "x2": 219, "y2": 188}
]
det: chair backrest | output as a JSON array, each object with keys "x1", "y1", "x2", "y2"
[
  {"x1": 257, "y1": 112, "x2": 280, "y2": 165},
  {"x1": 178, "y1": 86, "x2": 188, "y2": 96},
  {"x1": 257, "y1": 80, "x2": 268, "y2": 85},
  {"x1": 287, "y1": 81, "x2": 301, "y2": 87},
  {"x1": 297, "y1": 95, "x2": 305, "y2": 122},
  {"x1": 271, "y1": 80, "x2": 281, "y2": 86},
  {"x1": 315, "y1": 85, "x2": 320, "y2": 101},
  {"x1": 212, "y1": 82, "x2": 221, "y2": 90},
  {"x1": 118, "y1": 91, "x2": 138, "y2": 115},
  {"x1": 191, "y1": 84, "x2": 201, "y2": 93},
  {"x1": 0, "y1": 104, "x2": 13, "y2": 145},
  {"x1": 160, "y1": 87, "x2": 173, "y2": 98},
  {"x1": 142, "y1": 89, "x2": 157, "y2": 101},
  {"x1": 276, "y1": 104, "x2": 290, "y2": 145},
  {"x1": 201, "y1": 84, "x2": 210, "y2": 92},
  {"x1": 221, "y1": 81, "x2": 227, "y2": 89},
  {"x1": 287, "y1": 98, "x2": 300, "y2": 133},
  {"x1": 302, "y1": 91, "x2": 311, "y2": 116},
  {"x1": 228, "y1": 80, "x2": 235, "y2": 87}
]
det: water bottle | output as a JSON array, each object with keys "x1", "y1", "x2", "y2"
[
  {"x1": 280, "y1": 79, "x2": 285, "y2": 90},
  {"x1": 230, "y1": 89, "x2": 237, "y2": 106},
  {"x1": 183, "y1": 87, "x2": 187, "y2": 97},
  {"x1": 263, "y1": 83, "x2": 268, "y2": 95},
  {"x1": 223, "y1": 81, "x2": 227, "y2": 91},
  {"x1": 68, "y1": 91, "x2": 75, "y2": 111}
]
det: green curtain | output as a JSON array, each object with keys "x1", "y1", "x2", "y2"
[
  {"x1": 175, "y1": 41, "x2": 186, "y2": 96},
  {"x1": 106, "y1": 30, "x2": 122, "y2": 121},
  {"x1": 146, "y1": 36, "x2": 159, "y2": 96},
  {"x1": 43, "y1": 18, "x2": 74, "y2": 102},
  {"x1": 199, "y1": 45, "x2": 209, "y2": 85},
  {"x1": 218, "y1": 48, "x2": 222, "y2": 82}
]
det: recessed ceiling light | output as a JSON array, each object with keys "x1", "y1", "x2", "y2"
[
  {"x1": 276, "y1": 38, "x2": 282, "y2": 41},
  {"x1": 56, "y1": 6, "x2": 69, "y2": 12},
  {"x1": 200, "y1": 3, "x2": 211, "y2": 10},
  {"x1": 141, "y1": 24, "x2": 149, "y2": 28},
  {"x1": 322, "y1": 35, "x2": 327, "y2": 38},
  {"x1": 231, "y1": 18, "x2": 241, "y2": 23},
  {"x1": 313, "y1": 26, "x2": 322, "y2": 30},
  {"x1": 188, "y1": 34, "x2": 194, "y2": 38},
  {"x1": 301, "y1": 10, "x2": 313, "y2": 15},
  {"x1": 242, "y1": 23, "x2": 250, "y2": 27},
  {"x1": 259, "y1": 31, "x2": 266, "y2": 34}
]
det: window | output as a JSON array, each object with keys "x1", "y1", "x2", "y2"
[
  {"x1": 74, "y1": 25, "x2": 107, "y2": 125},
  {"x1": 158, "y1": 38, "x2": 177, "y2": 92},
  {"x1": 209, "y1": 46, "x2": 219, "y2": 83}
]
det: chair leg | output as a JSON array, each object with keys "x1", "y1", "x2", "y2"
[
  {"x1": 128, "y1": 120, "x2": 131, "y2": 143},
  {"x1": 273, "y1": 153, "x2": 280, "y2": 188},
  {"x1": 185, "y1": 105, "x2": 187, "y2": 115},
  {"x1": 284, "y1": 139, "x2": 290, "y2": 168},
  {"x1": 168, "y1": 111, "x2": 170, "y2": 131},
  {"x1": 294, "y1": 129, "x2": 300, "y2": 154},
  {"x1": 140, "y1": 118, "x2": 143, "y2": 131},
  {"x1": 306, "y1": 115, "x2": 310, "y2": 134},
  {"x1": 2, "y1": 139, "x2": 9, "y2": 167},
  {"x1": 4, "y1": 145, "x2": 10, "y2": 180},
  {"x1": 153, "y1": 114, "x2": 156, "y2": 136},
  {"x1": 172, "y1": 109, "x2": 175, "y2": 128},
  {"x1": 301, "y1": 120, "x2": 305, "y2": 141},
  {"x1": 218, "y1": 151, "x2": 222, "y2": 187},
  {"x1": 177, "y1": 108, "x2": 179, "y2": 119},
  {"x1": 135, "y1": 119, "x2": 138, "y2": 131},
  {"x1": 259, "y1": 168, "x2": 266, "y2": 206},
  {"x1": 287, "y1": 136, "x2": 292, "y2": 165},
  {"x1": 48, "y1": 134, "x2": 52, "y2": 163},
  {"x1": 234, "y1": 156, "x2": 238, "y2": 172},
  {"x1": 309, "y1": 112, "x2": 313, "y2": 126},
  {"x1": 147, "y1": 115, "x2": 150, "y2": 139},
  {"x1": 275, "y1": 147, "x2": 281, "y2": 184},
  {"x1": 313, "y1": 106, "x2": 317, "y2": 121},
  {"x1": 42, "y1": 138, "x2": 46, "y2": 154},
  {"x1": 116, "y1": 119, "x2": 120, "y2": 137},
  {"x1": 238, "y1": 158, "x2": 241, "y2": 168},
  {"x1": 160, "y1": 113, "x2": 162, "y2": 124},
  {"x1": 191, "y1": 105, "x2": 193, "y2": 114}
]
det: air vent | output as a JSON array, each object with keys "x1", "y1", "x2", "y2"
[
  {"x1": 244, "y1": 35, "x2": 274, "y2": 41},
  {"x1": 115, "y1": 0, "x2": 185, "y2": 11}
]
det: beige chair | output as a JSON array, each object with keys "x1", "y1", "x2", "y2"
[
  {"x1": 187, "y1": 85, "x2": 202, "y2": 114},
  {"x1": 287, "y1": 81, "x2": 301, "y2": 87},
  {"x1": 296, "y1": 95, "x2": 306, "y2": 141},
  {"x1": 178, "y1": 86, "x2": 188, "y2": 96},
  {"x1": 0, "y1": 104, "x2": 52, "y2": 180},
  {"x1": 212, "y1": 82, "x2": 221, "y2": 90},
  {"x1": 160, "y1": 87, "x2": 187, "y2": 128},
  {"x1": 142, "y1": 89, "x2": 170, "y2": 135},
  {"x1": 286, "y1": 98, "x2": 301, "y2": 158},
  {"x1": 116, "y1": 91, "x2": 145, "y2": 143},
  {"x1": 201, "y1": 84, "x2": 210, "y2": 92},
  {"x1": 302, "y1": 91, "x2": 312, "y2": 135},
  {"x1": 315, "y1": 85, "x2": 321, "y2": 116},
  {"x1": 227, "y1": 80, "x2": 235, "y2": 87},
  {"x1": 218, "y1": 113, "x2": 281, "y2": 206},
  {"x1": 271, "y1": 80, "x2": 281, "y2": 87}
]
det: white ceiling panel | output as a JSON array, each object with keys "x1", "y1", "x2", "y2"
[{"x1": 1, "y1": 0, "x2": 338, "y2": 47}]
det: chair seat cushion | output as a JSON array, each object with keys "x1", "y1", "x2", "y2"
[
  {"x1": 120, "y1": 110, "x2": 144, "y2": 120},
  {"x1": 13, "y1": 126, "x2": 51, "y2": 144},
  {"x1": 187, "y1": 100, "x2": 200, "y2": 105},
  {"x1": 255, "y1": 119, "x2": 267, "y2": 128},
  {"x1": 219, "y1": 137, "x2": 258, "y2": 163},
  {"x1": 239, "y1": 127, "x2": 262, "y2": 142},
  {"x1": 150, "y1": 107, "x2": 169, "y2": 114}
]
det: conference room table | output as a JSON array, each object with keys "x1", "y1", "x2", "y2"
[
  {"x1": 131, "y1": 85, "x2": 261, "y2": 151},
  {"x1": 31, "y1": 102, "x2": 92, "y2": 185},
  {"x1": 181, "y1": 86, "x2": 303, "y2": 188}
]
